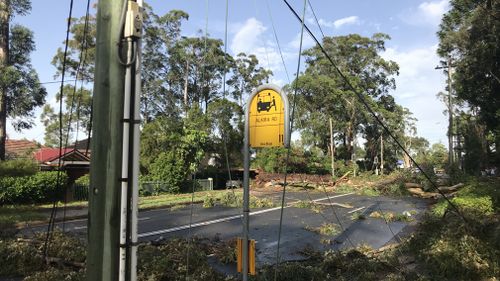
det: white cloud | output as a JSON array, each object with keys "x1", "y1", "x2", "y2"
[
  {"x1": 288, "y1": 32, "x2": 315, "y2": 50},
  {"x1": 316, "y1": 16, "x2": 360, "y2": 29},
  {"x1": 229, "y1": 18, "x2": 297, "y2": 80},
  {"x1": 333, "y1": 16, "x2": 360, "y2": 28},
  {"x1": 381, "y1": 45, "x2": 448, "y2": 144},
  {"x1": 402, "y1": 0, "x2": 449, "y2": 26},
  {"x1": 230, "y1": 18, "x2": 267, "y2": 55}
]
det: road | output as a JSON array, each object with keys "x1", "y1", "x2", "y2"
[{"x1": 27, "y1": 191, "x2": 428, "y2": 267}]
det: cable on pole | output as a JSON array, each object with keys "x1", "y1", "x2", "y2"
[
  {"x1": 282, "y1": 0, "x2": 469, "y2": 225},
  {"x1": 274, "y1": 1, "x2": 307, "y2": 280}
]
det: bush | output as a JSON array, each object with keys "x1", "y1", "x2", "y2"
[
  {"x1": 145, "y1": 151, "x2": 188, "y2": 194},
  {"x1": 334, "y1": 160, "x2": 359, "y2": 177},
  {"x1": 0, "y1": 171, "x2": 68, "y2": 205},
  {"x1": 74, "y1": 174, "x2": 90, "y2": 186},
  {"x1": 0, "y1": 159, "x2": 38, "y2": 177}
]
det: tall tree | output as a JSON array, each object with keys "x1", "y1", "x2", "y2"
[
  {"x1": 167, "y1": 35, "x2": 230, "y2": 113},
  {"x1": 140, "y1": 8, "x2": 188, "y2": 122},
  {"x1": 296, "y1": 33, "x2": 399, "y2": 160},
  {"x1": 0, "y1": 0, "x2": 46, "y2": 160},
  {"x1": 438, "y1": 0, "x2": 500, "y2": 164},
  {"x1": 41, "y1": 85, "x2": 92, "y2": 147},
  {"x1": 227, "y1": 52, "x2": 272, "y2": 107}
]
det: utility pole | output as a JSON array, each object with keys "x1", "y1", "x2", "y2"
[
  {"x1": 329, "y1": 118, "x2": 335, "y2": 177},
  {"x1": 380, "y1": 134, "x2": 384, "y2": 175},
  {"x1": 87, "y1": 1, "x2": 142, "y2": 280},
  {"x1": 435, "y1": 58, "x2": 454, "y2": 167}
]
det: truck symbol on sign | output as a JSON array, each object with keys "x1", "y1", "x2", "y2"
[{"x1": 256, "y1": 92, "x2": 277, "y2": 113}]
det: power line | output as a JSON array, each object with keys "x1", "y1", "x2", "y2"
[
  {"x1": 274, "y1": 1, "x2": 307, "y2": 280},
  {"x1": 43, "y1": 0, "x2": 75, "y2": 261},
  {"x1": 282, "y1": 0, "x2": 469, "y2": 224},
  {"x1": 62, "y1": 0, "x2": 92, "y2": 232},
  {"x1": 265, "y1": 0, "x2": 291, "y2": 84}
]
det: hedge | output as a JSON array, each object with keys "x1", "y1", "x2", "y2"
[{"x1": 0, "y1": 171, "x2": 68, "y2": 205}]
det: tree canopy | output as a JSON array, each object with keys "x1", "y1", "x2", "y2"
[{"x1": 0, "y1": 0, "x2": 46, "y2": 160}]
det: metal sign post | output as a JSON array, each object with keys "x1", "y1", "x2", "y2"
[{"x1": 242, "y1": 84, "x2": 289, "y2": 280}]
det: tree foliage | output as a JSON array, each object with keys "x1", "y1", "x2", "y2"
[
  {"x1": 0, "y1": 0, "x2": 46, "y2": 160},
  {"x1": 438, "y1": 0, "x2": 500, "y2": 165},
  {"x1": 295, "y1": 33, "x2": 401, "y2": 165}
]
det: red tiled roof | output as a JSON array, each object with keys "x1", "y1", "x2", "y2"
[
  {"x1": 33, "y1": 148, "x2": 89, "y2": 163},
  {"x1": 5, "y1": 139, "x2": 42, "y2": 158}
]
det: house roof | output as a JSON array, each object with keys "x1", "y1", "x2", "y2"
[
  {"x1": 5, "y1": 139, "x2": 42, "y2": 159},
  {"x1": 72, "y1": 138, "x2": 91, "y2": 150},
  {"x1": 34, "y1": 148, "x2": 90, "y2": 164}
]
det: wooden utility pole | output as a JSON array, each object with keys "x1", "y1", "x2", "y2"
[
  {"x1": 329, "y1": 118, "x2": 335, "y2": 177},
  {"x1": 0, "y1": 0, "x2": 9, "y2": 160},
  {"x1": 446, "y1": 57, "x2": 454, "y2": 166},
  {"x1": 87, "y1": 0, "x2": 127, "y2": 280},
  {"x1": 380, "y1": 134, "x2": 384, "y2": 175},
  {"x1": 435, "y1": 58, "x2": 454, "y2": 167}
]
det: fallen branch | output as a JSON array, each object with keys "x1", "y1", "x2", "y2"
[
  {"x1": 334, "y1": 171, "x2": 351, "y2": 186},
  {"x1": 314, "y1": 202, "x2": 353, "y2": 208},
  {"x1": 437, "y1": 183, "x2": 464, "y2": 193}
]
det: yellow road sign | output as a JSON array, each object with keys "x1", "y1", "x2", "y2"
[{"x1": 248, "y1": 86, "x2": 289, "y2": 148}]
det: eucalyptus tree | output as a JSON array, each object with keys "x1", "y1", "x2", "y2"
[
  {"x1": 227, "y1": 52, "x2": 272, "y2": 107},
  {"x1": 0, "y1": 0, "x2": 46, "y2": 160},
  {"x1": 295, "y1": 33, "x2": 399, "y2": 160},
  {"x1": 167, "y1": 35, "x2": 230, "y2": 114}
]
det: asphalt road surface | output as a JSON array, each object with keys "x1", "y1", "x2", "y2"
[{"x1": 27, "y1": 191, "x2": 428, "y2": 267}]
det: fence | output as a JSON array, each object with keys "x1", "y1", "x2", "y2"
[
  {"x1": 73, "y1": 183, "x2": 89, "y2": 201},
  {"x1": 72, "y1": 178, "x2": 214, "y2": 200}
]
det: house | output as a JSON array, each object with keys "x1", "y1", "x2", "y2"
[
  {"x1": 34, "y1": 147, "x2": 90, "y2": 182},
  {"x1": 5, "y1": 139, "x2": 42, "y2": 160}
]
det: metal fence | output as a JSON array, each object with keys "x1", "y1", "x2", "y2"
[
  {"x1": 73, "y1": 183, "x2": 89, "y2": 201},
  {"x1": 72, "y1": 178, "x2": 214, "y2": 200},
  {"x1": 195, "y1": 178, "x2": 214, "y2": 191}
]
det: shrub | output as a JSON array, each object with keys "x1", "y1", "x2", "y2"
[
  {"x1": 74, "y1": 174, "x2": 90, "y2": 186},
  {"x1": 145, "y1": 151, "x2": 188, "y2": 194},
  {"x1": 0, "y1": 159, "x2": 38, "y2": 177},
  {"x1": 0, "y1": 171, "x2": 68, "y2": 204},
  {"x1": 335, "y1": 160, "x2": 359, "y2": 177}
]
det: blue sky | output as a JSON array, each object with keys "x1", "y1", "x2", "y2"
[{"x1": 7, "y1": 0, "x2": 450, "y2": 145}]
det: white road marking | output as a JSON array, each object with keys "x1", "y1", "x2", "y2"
[
  {"x1": 138, "y1": 217, "x2": 150, "y2": 221},
  {"x1": 138, "y1": 192, "x2": 355, "y2": 238},
  {"x1": 347, "y1": 206, "x2": 366, "y2": 214}
]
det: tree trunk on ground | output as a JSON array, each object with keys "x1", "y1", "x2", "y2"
[{"x1": 0, "y1": 0, "x2": 10, "y2": 161}]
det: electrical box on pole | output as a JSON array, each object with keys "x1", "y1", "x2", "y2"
[{"x1": 241, "y1": 84, "x2": 289, "y2": 280}]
